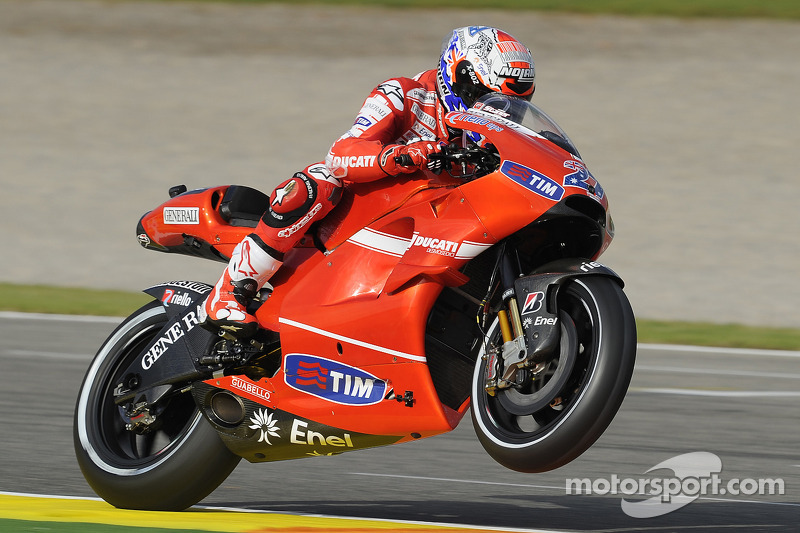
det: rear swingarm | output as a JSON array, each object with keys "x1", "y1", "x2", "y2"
[{"x1": 111, "y1": 282, "x2": 275, "y2": 433}]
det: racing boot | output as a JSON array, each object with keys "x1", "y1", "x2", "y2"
[{"x1": 201, "y1": 235, "x2": 282, "y2": 337}]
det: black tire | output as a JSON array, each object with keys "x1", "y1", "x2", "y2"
[
  {"x1": 471, "y1": 276, "x2": 636, "y2": 472},
  {"x1": 73, "y1": 301, "x2": 240, "y2": 510}
]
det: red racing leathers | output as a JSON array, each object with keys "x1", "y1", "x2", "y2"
[
  {"x1": 255, "y1": 68, "x2": 451, "y2": 257},
  {"x1": 325, "y1": 69, "x2": 451, "y2": 183}
]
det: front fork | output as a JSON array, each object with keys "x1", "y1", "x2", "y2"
[
  {"x1": 483, "y1": 250, "x2": 546, "y2": 395},
  {"x1": 481, "y1": 255, "x2": 625, "y2": 396}
]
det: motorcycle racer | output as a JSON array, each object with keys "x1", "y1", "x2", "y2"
[{"x1": 201, "y1": 26, "x2": 536, "y2": 336}]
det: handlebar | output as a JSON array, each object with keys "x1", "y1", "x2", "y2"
[
  {"x1": 433, "y1": 143, "x2": 500, "y2": 179},
  {"x1": 393, "y1": 154, "x2": 415, "y2": 167},
  {"x1": 393, "y1": 143, "x2": 499, "y2": 179}
]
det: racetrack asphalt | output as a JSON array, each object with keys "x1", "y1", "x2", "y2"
[
  {"x1": 1, "y1": 0, "x2": 799, "y2": 328},
  {"x1": 1, "y1": 312, "x2": 798, "y2": 532}
]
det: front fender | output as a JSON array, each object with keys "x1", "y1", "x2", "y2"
[
  {"x1": 530, "y1": 258, "x2": 623, "y2": 287},
  {"x1": 514, "y1": 259, "x2": 624, "y2": 362}
]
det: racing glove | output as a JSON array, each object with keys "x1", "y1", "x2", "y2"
[{"x1": 379, "y1": 141, "x2": 444, "y2": 176}]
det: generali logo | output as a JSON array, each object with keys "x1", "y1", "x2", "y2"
[{"x1": 163, "y1": 207, "x2": 199, "y2": 224}]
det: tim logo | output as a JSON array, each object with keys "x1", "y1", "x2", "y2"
[
  {"x1": 284, "y1": 354, "x2": 387, "y2": 406},
  {"x1": 355, "y1": 116, "x2": 372, "y2": 128},
  {"x1": 521, "y1": 291, "x2": 546, "y2": 314},
  {"x1": 563, "y1": 160, "x2": 604, "y2": 199},
  {"x1": 501, "y1": 161, "x2": 564, "y2": 201}
]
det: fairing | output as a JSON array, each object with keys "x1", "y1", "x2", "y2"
[{"x1": 132, "y1": 94, "x2": 614, "y2": 461}]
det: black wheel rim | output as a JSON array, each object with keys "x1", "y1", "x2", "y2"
[
  {"x1": 476, "y1": 282, "x2": 599, "y2": 441},
  {"x1": 87, "y1": 309, "x2": 201, "y2": 469}
]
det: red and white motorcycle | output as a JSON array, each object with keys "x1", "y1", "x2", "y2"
[{"x1": 74, "y1": 93, "x2": 637, "y2": 510}]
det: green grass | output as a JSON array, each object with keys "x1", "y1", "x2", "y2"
[
  {"x1": 0, "y1": 283, "x2": 151, "y2": 317},
  {"x1": 162, "y1": 0, "x2": 800, "y2": 20},
  {"x1": 635, "y1": 320, "x2": 800, "y2": 352},
  {"x1": 1, "y1": 283, "x2": 798, "y2": 351}
]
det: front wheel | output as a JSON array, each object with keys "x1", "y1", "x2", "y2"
[
  {"x1": 74, "y1": 301, "x2": 240, "y2": 510},
  {"x1": 471, "y1": 276, "x2": 636, "y2": 472}
]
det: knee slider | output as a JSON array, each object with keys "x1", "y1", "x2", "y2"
[{"x1": 262, "y1": 172, "x2": 317, "y2": 229}]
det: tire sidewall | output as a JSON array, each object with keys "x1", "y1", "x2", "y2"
[{"x1": 73, "y1": 302, "x2": 240, "y2": 510}]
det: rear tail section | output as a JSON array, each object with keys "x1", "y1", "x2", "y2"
[{"x1": 136, "y1": 185, "x2": 270, "y2": 262}]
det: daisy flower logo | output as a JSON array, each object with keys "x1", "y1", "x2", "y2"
[{"x1": 249, "y1": 408, "x2": 280, "y2": 444}]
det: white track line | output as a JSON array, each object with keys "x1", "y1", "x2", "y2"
[
  {"x1": 638, "y1": 343, "x2": 800, "y2": 358},
  {"x1": 635, "y1": 364, "x2": 800, "y2": 380},
  {"x1": 3, "y1": 311, "x2": 799, "y2": 358},
  {"x1": 1, "y1": 349, "x2": 92, "y2": 361},
  {"x1": 0, "y1": 311, "x2": 122, "y2": 323}
]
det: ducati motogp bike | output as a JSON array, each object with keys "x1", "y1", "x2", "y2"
[{"x1": 74, "y1": 93, "x2": 637, "y2": 510}]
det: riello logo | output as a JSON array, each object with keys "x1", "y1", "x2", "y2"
[
  {"x1": 161, "y1": 289, "x2": 192, "y2": 307},
  {"x1": 284, "y1": 354, "x2": 387, "y2": 406}
]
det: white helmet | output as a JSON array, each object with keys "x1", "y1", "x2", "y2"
[{"x1": 437, "y1": 26, "x2": 535, "y2": 113}]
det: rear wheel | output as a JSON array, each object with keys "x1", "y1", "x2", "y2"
[
  {"x1": 74, "y1": 301, "x2": 240, "y2": 510},
  {"x1": 471, "y1": 277, "x2": 636, "y2": 472}
]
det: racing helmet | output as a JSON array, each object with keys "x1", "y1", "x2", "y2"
[{"x1": 437, "y1": 26, "x2": 535, "y2": 113}]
